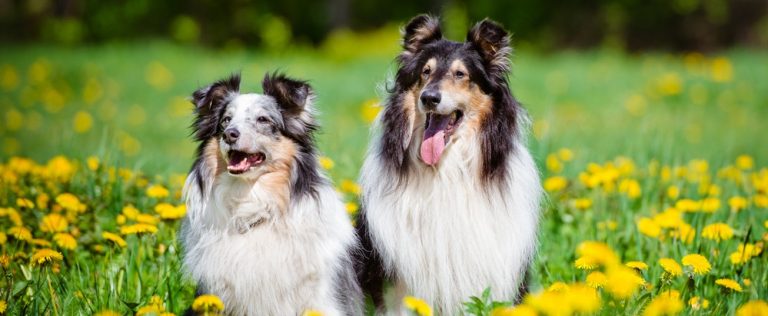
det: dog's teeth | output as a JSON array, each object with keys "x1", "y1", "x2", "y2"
[{"x1": 450, "y1": 112, "x2": 457, "y2": 123}]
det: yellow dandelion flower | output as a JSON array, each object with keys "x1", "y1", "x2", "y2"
[
  {"x1": 571, "y1": 198, "x2": 592, "y2": 210},
  {"x1": 136, "y1": 213, "x2": 159, "y2": 225},
  {"x1": 658, "y1": 258, "x2": 682, "y2": 277},
  {"x1": 666, "y1": 186, "x2": 680, "y2": 200},
  {"x1": 36, "y1": 193, "x2": 49, "y2": 209},
  {"x1": 737, "y1": 300, "x2": 768, "y2": 316},
  {"x1": 669, "y1": 222, "x2": 695, "y2": 244},
  {"x1": 557, "y1": 148, "x2": 574, "y2": 161},
  {"x1": 94, "y1": 310, "x2": 121, "y2": 316},
  {"x1": 735, "y1": 155, "x2": 754, "y2": 170},
  {"x1": 339, "y1": 179, "x2": 362, "y2": 195},
  {"x1": 40, "y1": 213, "x2": 68, "y2": 233},
  {"x1": 688, "y1": 296, "x2": 709, "y2": 310},
  {"x1": 490, "y1": 305, "x2": 537, "y2": 316},
  {"x1": 345, "y1": 202, "x2": 359, "y2": 215},
  {"x1": 544, "y1": 176, "x2": 567, "y2": 192},
  {"x1": 146, "y1": 184, "x2": 170, "y2": 198},
  {"x1": 619, "y1": 179, "x2": 642, "y2": 199},
  {"x1": 45, "y1": 156, "x2": 75, "y2": 182},
  {"x1": 637, "y1": 217, "x2": 661, "y2": 238},
  {"x1": 576, "y1": 241, "x2": 619, "y2": 267},
  {"x1": 652, "y1": 208, "x2": 683, "y2": 228},
  {"x1": 55, "y1": 193, "x2": 86, "y2": 213},
  {"x1": 605, "y1": 266, "x2": 645, "y2": 299},
  {"x1": 586, "y1": 271, "x2": 608, "y2": 288},
  {"x1": 30, "y1": 248, "x2": 63, "y2": 266},
  {"x1": 700, "y1": 197, "x2": 721, "y2": 212},
  {"x1": 102, "y1": 232, "x2": 127, "y2": 247},
  {"x1": 319, "y1": 156, "x2": 334, "y2": 170},
  {"x1": 116, "y1": 214, "x2": 127, "y2": 225},
  {"x1": 120, "y1": 223, "x2": 158, "y2": 235},
  {"x1": 0, "y1": 255, "x2": 9, "y2": 268},
  {"x1": 53, "y1": 232, "x2": 77, "y2": 250},
  {"x1": 303, "y1": 310, "x2": 324, "y2": 316},
  {"x1": 681, "y1": 254, "x2": 711, "y2": 275},
  {"x1": 17, "y1": 198, "x2": 34, "y2": 208},
  {"x1": 728, "y1": 196, "x2": 748, "y2": 212},
  {"x1": 0, "y1": 300, "x2": 6, "y2": 313},
  {"x1": 702, "y1": 223, "x2": 734, "y2": 241},
  {"x1": 546, "y1": 154, "x2": 563, "y2": 173},
  {"x1": 743, "y1": 279, "x2": 751, "y2": 287},
  {"x1": 8, "y1": 226, "x2": 32, "y2": 241},
  {"x1": 192, "y1": 294, "x2": 225, "y2": 313},
  {"x1": 122, "y1": 204, "x2": 140, "y2": 219},
  {"x1": 597, "y1": 219, "x2": 618, "y2": 231},
  {"x1": 72, "y1": 110, "x2": 93, "y2": 133},
  {"x1": 136, "y1": 305, "x2": 162, "y2": 316},
  {"x1": 360, "y1": 98, "x2": 381, "y2": 124},
  {"x1": 715, "y1": 278, "x2": 742, "y2": 292},
  {"x1": 87, "y1": 156, "x2": 100, "y2": 171},
  {"x1": 0, "y1": 232, "x2": 6, "y2": 245},
  {"x1": 403, "y1": 296, "x2": 432, "y2": 316},
  {"x1": 157, "y1": 204, "x2": 186, "y2": 220},
  {"x1": 643, "y1": 290, "x2": 683, "y2": 316},
  {"x1": 656, "y1": 72, "x2": 683, "y2": 96},
  {"x1": 625, "y1": 261, "x2": 649, "y2": 271},
  {"x1": 710, "y1": 57, "x2": 733, "y2": 82},
  {"x1": 729, "y1": 243, "x2": 762, "y2": 265},
  {"x1": 675, "y1": 199, "x2": 701, "y2": 212},
  {"x1": 755, "y1": 195, "x2": 768, "y2": 208},
  {"x1": 574, "y1": 256, "x2": 599, "y2": 270},
  {"x1": 6, "y1": 208, "x2": 22, "y2": 226}
]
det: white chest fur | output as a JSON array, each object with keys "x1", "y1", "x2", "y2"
[
  {"x1": 361, "y1": 142, "x2": 542, "y2": 314},
  {"x1": 182, "y1": 174, "x2": 355, "y2": 316}
]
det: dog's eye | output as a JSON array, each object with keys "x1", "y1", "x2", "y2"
[
  {"x1": 454, "y1": 70, "x2": 465, "y2": 79},
  {"x1": 422, "y1": 67, "x2": 431, "y2": 77},
  {"x1": 221, "y1": 116, "x2": 231, "y2": 126},
  {"x1": 256, "y1": 116, "x2": 270, "y2": 124}
]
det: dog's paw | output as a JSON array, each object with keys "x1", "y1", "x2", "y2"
[{"x1": 233, "y1": 213, "x2": 269, "y2": 234}]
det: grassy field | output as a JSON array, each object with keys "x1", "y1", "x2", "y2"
[{"x1": 0, "y1": 40, "x2": 767, "y2": 315}]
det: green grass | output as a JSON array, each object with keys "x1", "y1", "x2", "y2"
[{"x1": 0, "y1": 42, "x2": 766, "y2": 315}]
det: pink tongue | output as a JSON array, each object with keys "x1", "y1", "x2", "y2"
[
  {"x1": 420, "y1": 130, "x2": 445, "y2": 166},
  {"x1": 228, "y1": 157, "x2": 250, "y2": 172}
]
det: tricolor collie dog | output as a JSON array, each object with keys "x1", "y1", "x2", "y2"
[
  {"x1": 356, "y1": 15, "x2": 542, "y2": 314},
  {"x1": 180, "y1": 73, "x2": 361, "y2": 315}
]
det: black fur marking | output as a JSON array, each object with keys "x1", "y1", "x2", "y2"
[
  {"x1": 262, "y1": 72, "x2": 324, "y2": 199},
  {"x1": 189, "y1": 74, "x2": 241, "y2": 196},
  {"x1": 354, "y1": 210, "x2": 387, "y2": 308},
  {"x1": 382, "y1": 15, "x2": 522, "y2": 182},
  {"x1": 402, "y1": 14, "x2": 443, "y2": 54}
]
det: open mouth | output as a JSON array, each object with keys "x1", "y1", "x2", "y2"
[
  {"x1": 420, "y1": 110, "x2": 463, "y2": 166},
  {"x1": 227, "y1": 150, "x2": 266, "y2": 174}
]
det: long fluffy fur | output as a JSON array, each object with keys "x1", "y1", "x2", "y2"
[
  {"x1": 181, "y1": 73, "x2": 362, "y2": 315},
  {"x1": 357, "y1": 15, "x2": 542, "y2": 314}
]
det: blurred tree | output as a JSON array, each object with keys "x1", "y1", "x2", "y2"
[{"x1": 0, "y1": 0, "x2": 765, "y2": 51}]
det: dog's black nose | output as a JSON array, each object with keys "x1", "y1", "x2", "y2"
[
  {"x1": 224, "y1": 128, "x2": 240, "y2": 144},
  {"x1": 420, "y1": 90, "x2": 441, "y2": 109}
]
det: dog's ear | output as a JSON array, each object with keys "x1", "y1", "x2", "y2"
[
  {"x1": 191, "y1": 74, "x2": 240, "y2": 141},
  {"x1": 467, "y1": 19, "x2": 511, "y2": 78},
  {"x1": 262, "y1": 72, "x2": 316, "y2": 138},
  {"x1": 402, "y1": 14, "x2": 442, "y2": 56}
]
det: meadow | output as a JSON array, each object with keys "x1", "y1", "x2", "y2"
[{"x1": 0, "y1": 33, "x2": 767, "y2": 315}]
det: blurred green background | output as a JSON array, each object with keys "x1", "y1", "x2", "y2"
[{"x1": 1, "y1": 0, "x2": 767, "y2": 178}]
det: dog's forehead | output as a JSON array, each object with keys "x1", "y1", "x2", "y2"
[{"x1": 227, "y1": 93, "x2": 279, "y2": 115}]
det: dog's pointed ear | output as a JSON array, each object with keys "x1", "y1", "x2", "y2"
[
  {"x1": 191, "y1": 73, "x2": 240, "y2": 141},
  {"x1": 467, "y1": 19, "x2": 511, "y2": 76},
  {"x1": 402, "y1": 14, "x2": 442, "y2": 55},
  {"x1": 262, "y1": 72, "x2": 316, "y2": 137}
]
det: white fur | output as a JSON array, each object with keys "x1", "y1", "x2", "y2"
[
  {"x1": 181, "y1": 163, "x2": 356, "y2": 315},
  {"x1": 361, "y1": 115, "x2": 542, "y2": 314}
]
